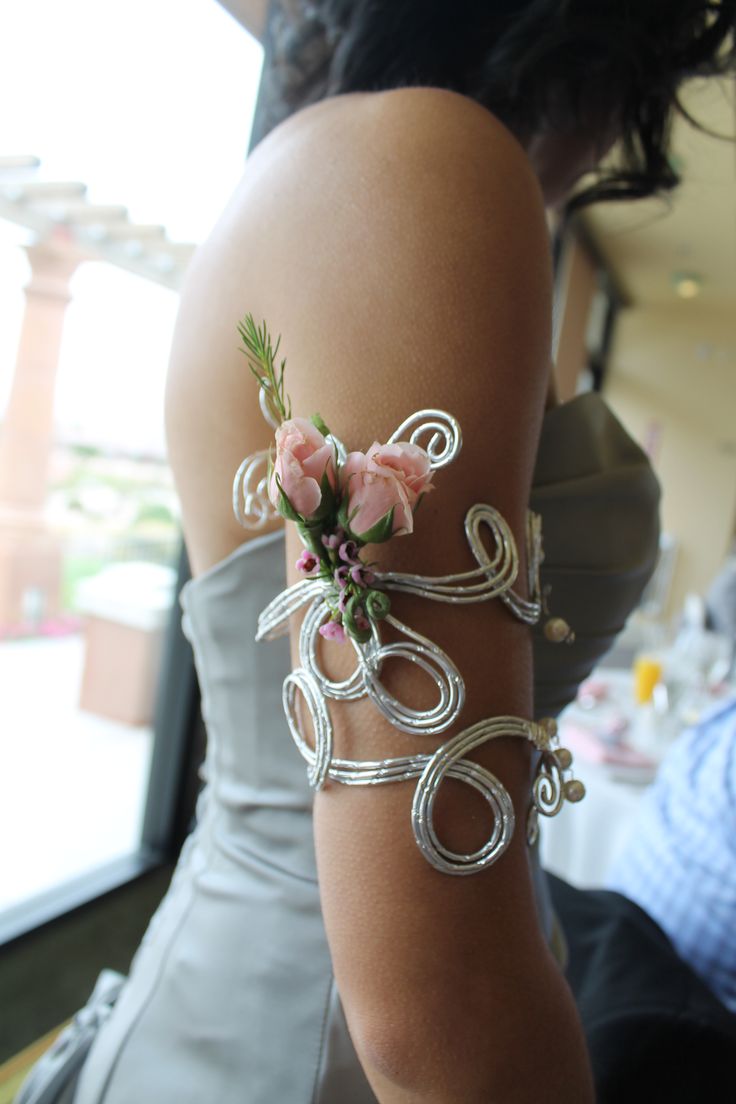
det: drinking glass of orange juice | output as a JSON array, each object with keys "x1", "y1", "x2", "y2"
[{"x1": 633, "y1": 655, "x2": 663, "y2": 704}]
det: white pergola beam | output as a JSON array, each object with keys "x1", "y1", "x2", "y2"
[{"x1": 0, "y1": 155, "x2": 41, "y2": 171}]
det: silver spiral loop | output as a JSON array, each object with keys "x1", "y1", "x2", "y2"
[
  {"x1": 232, "y1": 450, "x2": 280, "y2": 531},
  {"x1": 359, "y1": 615, "x2": 464, "y2": 735},
  {"x1": 300, "y1": 597, "x2": 367, "y2": 701},
  {"x1": 298, "y1": 598, "x2": 465, "y2": 733},
  {"x1": 533, "y1": 751, "x2": 566, "y2": 817},
  {"x1": 259, "y1": 386, "x2": 280, "y2": 430},
  {"x1": 501, "y1": 512, "x2": 544, "y2": 624},
  {"x1": 283, "y1": 668, "x2": 334, "y2": 790},
  {"x1": 386, "y1": 409, "x2": 462, "y2": 470},
  {"x1": 411, "y1": 717, "x2": 546, "y2": 874},
  {"x1": 280, "y1": 696, "x2": 548, "y2": 874}
]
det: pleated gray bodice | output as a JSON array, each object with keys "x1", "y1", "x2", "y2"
[{"x1": 71, "y1": 393, "x2": 659, "y2": 1104}]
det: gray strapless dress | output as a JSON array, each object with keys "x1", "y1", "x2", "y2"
[{"x1": 65, "y1": 393, "x2": 658, "y2": 1104}]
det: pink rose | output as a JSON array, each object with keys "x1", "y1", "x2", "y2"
[
  {"x1": 269, "y1": 418, "x2": 336, "y2": 518},
  {"x1": 341, "y1": 450, "x2": 414, "y2": 539},
  {"x1": 366, "y1": 441, "x2": 434, "y2": 509}
]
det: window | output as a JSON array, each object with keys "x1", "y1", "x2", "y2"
[{"x1": 0, "y1": 0, "x2": 263, "y2": 941}]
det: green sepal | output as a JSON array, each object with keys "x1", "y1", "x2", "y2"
[
  {"x1": 350, "y1": 506, "x2": 395, "y2": 546},
  {"x1": 365, "y1": 588, "x2": 391, "y2": 622},
  {"x1": 309, "y1": 468, "x2": 337, "y2": 524},
  {"x1": 342, "y1": 594, "x2": 372, "y2": 645},
  {"x1": 310, "y1": 412, "x2": 331, "y2": 438},
  {"x1": 296, "y1": 521, "x2": 326, "y2": 560},
  {"x1": 336, "y1": 494, "x2": 360, "y2": 538},
  {"x1": 274, "y1": 474, "x2": 302, "y2": 522}
]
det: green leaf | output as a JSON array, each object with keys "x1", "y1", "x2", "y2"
[
  {"x1": 336, "y1": 494, "x2": 359, "y2": 536},
  {"x1": 274, "y1": 473, "x2": 302, "y2": 522},
  {"x1": 310, "y1": 412, "x2": 331, "y2": 438},
  {"x1": 351, "y1": 507, "x2": 395, "y2": 546},
  {"x1": 236, "y1": 313, "x2": 291, "y2": 424},
  {"x1": 309, "y1": 468, "x2": 337, "y2": 524}
]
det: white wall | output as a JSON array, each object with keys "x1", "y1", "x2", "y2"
[{"x1": 604, "y1": 305, "x2": 736, "y2": 617}]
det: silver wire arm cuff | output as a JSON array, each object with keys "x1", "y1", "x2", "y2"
[{"x1": 234, "y1": 404, "x2": 584, "y2": 874}]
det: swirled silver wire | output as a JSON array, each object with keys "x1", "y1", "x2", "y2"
[
  {"x1": 386, "y1": 409, "x2": 463, "y2": 470},
  {"x1": 259, "y1": 387, "x2": 280, "y2": 430},
  {"x1": 300, "y1": 596, "x2": 367, "y2": 701},
  {"x1": 243, "y1": 396, "x2": 582, "y2": 872},
  {"x1": 359, "y1": 614, "x2": 464, "y2": 734},
  {"x1": 501, "y1": 511, "x2": 544, "y2": 624},
  {"x1": 533, "y1": 751, "x2": 566, "y2": 818},
  {"x1": 411, "y1": 718, "x2": 535, "y2": 874},
  {"x1": 283, "y1": 668, "x2": 334, "y2": 790},
  {"x1": 378, "y1": 504, "x2": 542, "y2": 624},
  {"x1": 256, "y1": 578, "x2": 324, "y2": 641},
  {"x1": 232, "y1": 450, "x2": 280, "y2": 531},
  {"x1": 299, "y1": 597, "x2": 465, "y2": 733},
  {"x1": 281, "y1": 681, "x2": 548, "y2": 874}
]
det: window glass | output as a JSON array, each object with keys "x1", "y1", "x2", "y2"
[{"x1": 0, "y1": 0, "x2": 262, "y2": 919}]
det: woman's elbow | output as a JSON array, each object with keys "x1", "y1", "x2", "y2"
[{"x1": 346, "y1": 970, "x2": 594, "y2": 1103}]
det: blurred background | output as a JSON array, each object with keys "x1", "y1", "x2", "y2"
[{"x1": 0, "y1": 0, "x2": 733, "y2": 1088}]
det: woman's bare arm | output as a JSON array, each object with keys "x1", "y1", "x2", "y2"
[{"x1": 170, "y1": 86, "x2": 593, "y2": 1102}]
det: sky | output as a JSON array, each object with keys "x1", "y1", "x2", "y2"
[{"x1": 0, "y1": 0, "x2": 263, "y2": 456}]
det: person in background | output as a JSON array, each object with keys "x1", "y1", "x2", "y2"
[{"x1": 607, "y1": 696, "x2": 736, "y2": 1014}]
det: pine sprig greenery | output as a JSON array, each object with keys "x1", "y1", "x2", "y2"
[{"x1": 237, "y1": 313, "x2": 291, "y2": 425}]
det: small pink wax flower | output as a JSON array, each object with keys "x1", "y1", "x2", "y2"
[
  {"x1": 354, "y1": 609, "x2": 370, "y2": 632},
  {"x1": 338, "y1": 539, "x2": 360, "y2": 564},
  {"x1": 334, "y1": 565, "x2": 349, "y2": 589},
  {"x1": 295, "y1": 550, "x2": 320, "y2": 575},
  {"x1": 321, "y1": 529, "x2": 345, "y2": 550},
  {"x1": 319, "y1": 620, "x2": 346, "y2": 644},
  {"x1": 350, "y1": 564, "x2": 375, "y2": 587},
  {"x1": 269, "y1": 418, "x2": 336, "y2": 518}
]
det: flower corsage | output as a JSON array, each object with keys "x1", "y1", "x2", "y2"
[
  {"x1": 237, "y1": 313, "x2": 434, "y2": 645},
  {"x1": 232, "y1": 314, "x2": 585, "y2": 875}
]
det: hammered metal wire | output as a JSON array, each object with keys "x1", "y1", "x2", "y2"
[
  {"x1": 298, "y1": 599, "x2": 465, "y2": 733},
  {"x1": 283, "y1": 668, "x2": 334, "y2": 790},
  {"x1": 257, "y1": 578, "x2": 324, "y2": 641},
  {"x1": 244, "y1": 400, "x2": 583, "y2": 874},
  {"x1": 259, "y1": 387, "x2": 280, "y2": 430},
  {"x1": 281, "y1": 684, "x2": 549, "y2": 874},
  {"x1": 533, "y1": 754, "x2": 566, "y2": 818},
  {"x1": 386, "y1": 409, "x2": 463, "y2": 470},
  {"x1": 232, "y1": 450, "x2": 280, "y2": 531}
]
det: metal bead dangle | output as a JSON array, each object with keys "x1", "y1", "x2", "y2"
[
  {"x1": 543, "y1": 616, "x2": 575, "y2": 645},
  {"x1": 529, "y1": 717, "x2": 586, "y2": 831}
]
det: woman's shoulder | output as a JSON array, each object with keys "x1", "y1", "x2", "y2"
[
  {"x1": 246, "y1": 87, "x2": 544, "y2": 219},
  {"x1": 227, "y1": 87, "x2": 552, "y2": 341},
  {"x1": 168, "y1": 88, "x2": 553, "y2": 574}
]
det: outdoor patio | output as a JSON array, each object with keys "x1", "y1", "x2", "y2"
[{"x1": 0, "y1": 632, "x2": 152, "y2": 912}]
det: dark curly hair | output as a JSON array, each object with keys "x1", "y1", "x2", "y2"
[{"x1": 251, "y1": 0, "x2": 736, "y2": 209}]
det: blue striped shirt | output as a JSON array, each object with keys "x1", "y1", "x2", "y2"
[{"x1": 607, "y1": 698, "x2": 736, "y2": 1013}]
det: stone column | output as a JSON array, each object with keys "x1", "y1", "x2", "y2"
[{"x1": 0, "y1": 237, "x2": 82, "y2": 629}]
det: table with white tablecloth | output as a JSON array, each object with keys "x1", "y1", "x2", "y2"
[
  {"x1": 539, "y1": 759, "x2": 650, "y2": 888},
  {"x1": 539, "y1": 664, "x2": 731, "y2": 888}
]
